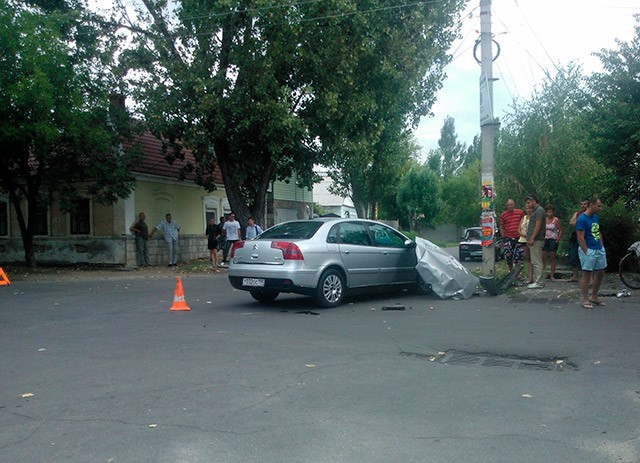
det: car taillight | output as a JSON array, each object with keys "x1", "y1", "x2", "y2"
[
  {"x1": 271, "y1": 241, "x2": 304, "y2": 260},
  {"x1": 230, "y1": 241, "x2": 245, "y2": 258}
]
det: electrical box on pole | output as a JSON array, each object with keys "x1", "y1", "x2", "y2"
[{"x1": 479, "y1": 0, "x2": 499, "y2": 290}]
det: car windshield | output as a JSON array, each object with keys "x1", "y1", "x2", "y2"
[
  {"x1": 466, "y1": 229, "x2": 481, "y2": 240},
  {"x1": 259, "y1": 221, "x2": 324, "y2": 240}
]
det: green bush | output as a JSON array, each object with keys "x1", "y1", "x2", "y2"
[{"x1": 600, "y1": 200, "x2": 640, "y2": 271}]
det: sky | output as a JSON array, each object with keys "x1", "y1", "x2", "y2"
[{"x1": 413, "y1": 0, "x2": 640, "y2": 158}]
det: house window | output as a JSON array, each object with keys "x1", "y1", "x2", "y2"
[
  {"x1": 70, "y1": 198, "x2": 91, "y2": 235},
  {"x1": 205, "y1": 210, "x2": 217, "y2": 226},
  {"x1": 33, "y1": 203, "x2": 49, "y2": 236},
  {"x1": 0, "y1": 201, "x2": 7, "y2": 236}
]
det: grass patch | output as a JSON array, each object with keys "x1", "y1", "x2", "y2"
[{"x1": 179, "y1": 259, "x2": 216, "y2": 273}]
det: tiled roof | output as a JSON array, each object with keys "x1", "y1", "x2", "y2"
[{"x1": 128, "y1": 131, "x2": 224, "y2": 185}]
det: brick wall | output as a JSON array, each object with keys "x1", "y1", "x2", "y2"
[{"x1": 0, "y1": 234, "x2": 210, "y2": 267}]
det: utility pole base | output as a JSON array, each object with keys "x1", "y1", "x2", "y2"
[{"x1": 479, "y1": 276, "x2": 498, "y2": 295}]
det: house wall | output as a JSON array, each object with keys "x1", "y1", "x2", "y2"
[
  {"x1": 127, "y1": 177, "x2": 227, "y2": 266},
  {"x1": 0, "y1": 175, "x2": 311, "y2": 266},
  {"x1": 0, "y1": 178, "x2": 228, "y2": 266},
  {"x1": 266, "y1": 175, "x2": 313, "y2": 227},
  {"x1": 133, "y1": 179, "x2": 220, "y2": 235},
  {"x1": 272, "y1": 178, "x2": 313, "y2": 203}
]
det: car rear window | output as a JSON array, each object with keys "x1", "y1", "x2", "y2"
[{"x1": 259, "y1": 221, "x2": 323, "y2": 240}]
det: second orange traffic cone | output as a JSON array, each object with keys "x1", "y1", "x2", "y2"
[{"x1": 170, "y1": 277, "x2": 191, "y2": 311}]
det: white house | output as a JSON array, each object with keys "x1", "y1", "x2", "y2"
[{"x1": 313, "y1": 168, "x2": 357, "y2": 219}]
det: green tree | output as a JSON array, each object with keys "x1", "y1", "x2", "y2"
[
  {"x1": 396, "y1": 164, "x2": 440, "y2": 230},
  {"x1": 0, "y1": 0, "x2": 138, "y2": 267},
  {"x1": 588, "y1": 19, "x2": 640, "y2": 207},
  {"x1": 437, "y1": 160, "x2": 481, "y2": 227},
  {"x1": 462, "y1": 134, "x2": 481, "y2": 170},
  {"x1": 327, "y1": 130, "x2": 421, "y2": 220},
  {"x1": 374, "y1": 134, "x2": 423, "y2": 221},
  {"x1": 496, "y1": 64, "x2": 609, "y2": 217},
  {"x1": 433, "y1": 116, "x2": 466, "y2": 178},
  {"x1": 117, "y1": 0, "x2": 464, "y2": 225},
  {"x1": 307, "y1": 1, "x2": 464, "y2": 218}
]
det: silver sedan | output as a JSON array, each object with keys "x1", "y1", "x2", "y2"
[{"x1": 228, "y1": 218, "x2": 431, "y2": 307}]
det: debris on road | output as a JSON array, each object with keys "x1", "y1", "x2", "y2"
[{"x1": 382, "y1": 305, "x2": 405, "y2": 311}]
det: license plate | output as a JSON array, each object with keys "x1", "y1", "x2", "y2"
[{"x1": 242, "y1": 278, "x2": 265, "y2": 287}]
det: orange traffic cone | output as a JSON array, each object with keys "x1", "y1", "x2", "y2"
[
  {"x1": 170, "y1": 277, "x2": 191, "y2": 311},
  {"x1": 0, "y1": 267, "x2": 10, "y2": 286}
]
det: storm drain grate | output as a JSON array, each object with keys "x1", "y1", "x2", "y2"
[{"x1": 401, "y1": 350, "x2": 575, "y2": 372}]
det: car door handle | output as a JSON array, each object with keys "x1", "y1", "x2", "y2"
[
  {"x1": 381, "y1": 251, "x2": 389, "y2": 255},
  {"x1": 343, "y1": 250, "x2": 350, "y2": 255}
]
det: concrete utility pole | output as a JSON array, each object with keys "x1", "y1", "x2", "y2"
[{"x1": 479, "y1": 0, "x2": 498, "y2": 282}]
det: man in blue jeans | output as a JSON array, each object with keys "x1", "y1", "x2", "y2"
[
  {"x1": 576, "y1": 198, "x2": 606, "y2": 309},
  {"x1": 150, "y1": 213, "x2": 180, "y2": 267}
]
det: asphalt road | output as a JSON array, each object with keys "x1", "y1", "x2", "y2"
[{"x1": 1, "y1": 273, "x2": 639, "y2": 463}]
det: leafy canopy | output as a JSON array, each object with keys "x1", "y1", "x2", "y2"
[
  {"x1": 0, "y1": 0, "x2": 139, "y2": 265},
  {"x1": 116, "y1": 0, "x2": 464, "y2": 225}
]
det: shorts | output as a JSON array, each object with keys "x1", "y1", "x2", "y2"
[
  {"x1": 578, "y1": 248, "x2": 607, "y2": 272},
  {"x1": 207, "y1": 238, "x2": 218, "y2": 250},
  {"x1": 543, "y1": 238, "x2": 558, "y2": 252},
  {"x1": 503, "y1": 239, "x2": 524, "y2": 264},
  {"x1": 569, "y1": 241, "x2": 580, "y2": 267}
]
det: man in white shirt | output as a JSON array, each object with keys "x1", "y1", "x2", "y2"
[
  {"x1": 150, "y1": 213, "x2": 180, "y2": 267},
  {"x1": 222, "y1": 213, "x2": 241, "y2": 264}
]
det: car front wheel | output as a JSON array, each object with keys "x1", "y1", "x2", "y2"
[
  {"x1": 314, "y1": 268, "x2": 345, "y2": 308},
  {"x1": 415, "y1": 275, "x2": 433, "y2": 295}
]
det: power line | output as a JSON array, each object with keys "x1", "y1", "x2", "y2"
[
  {"x1": 93, "y1": 0, "x2": 455, "y2": 40},
  {"x1": 512, "y1": 0, "x2": 561, "y2": 77}
]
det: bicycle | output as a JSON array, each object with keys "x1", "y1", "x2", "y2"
[{"x1": 619, "y1": 241, "x2": 640, "y2": 289}]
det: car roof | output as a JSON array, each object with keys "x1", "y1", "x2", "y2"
[
  {"x1": 280, "y1": 218, "x2": 385, "y2": 225},
  {"x1": 272, "y1": 218, "x2": 406, "y2": 233}
]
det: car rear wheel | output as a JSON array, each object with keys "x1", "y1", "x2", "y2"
[
  {"x1": 250, "y1": 291, "x2": 279, "y2": 303},
  {"x1": 314, "y1": 268, "x2": 345, "y2": 308}
]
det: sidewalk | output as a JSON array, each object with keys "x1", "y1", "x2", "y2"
[
  {"x1": 508, "y1": 275, "x2": 637, "y2": 306},
  {"x1": 0, "y1": 259, "x2": 227, "y2": 283}
]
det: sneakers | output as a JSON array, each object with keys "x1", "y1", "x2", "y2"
[{"x1": 527, "y1": 282, "x2": 545, "y2": 289}]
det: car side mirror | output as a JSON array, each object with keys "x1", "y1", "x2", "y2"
[{"x1": 405, "y1": 240, "x2": 416, "y2": 249}]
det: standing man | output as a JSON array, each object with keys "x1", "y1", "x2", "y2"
[
  {"x1": 221, "y1": 212, "x2": 241, "y2": 265},
  {"x1": 576, "y1": 198, "x2": 606, "y2": 309},
  {"x1": 525, "y1": 194, "x2": 546, "y2": 288},
  {"x1": 130, "y1": 212, "x2": 150, "y2": 267},
  {"x1": 150, "y1": 213, "x2": 180, "y2": 267},
  {"x1": 499, "y1": 199, "x2": 524, "y2": 272},
  {"x1": 245, "y1": 216, "x2": 263, "y2": 240},
  {"x1": 568, "y1": 198, "x2": 589, "y2": 282}
]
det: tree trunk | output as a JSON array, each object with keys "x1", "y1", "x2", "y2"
[
  {"x1": 214, "y1": 144, "x2": 272, "y2": 235},
  {"x1": 10, "y1": 193, "x2": 36, "y2": 267},
  {"x1": 351, "y1": 187, "x2": 369, "y2": 219}
]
